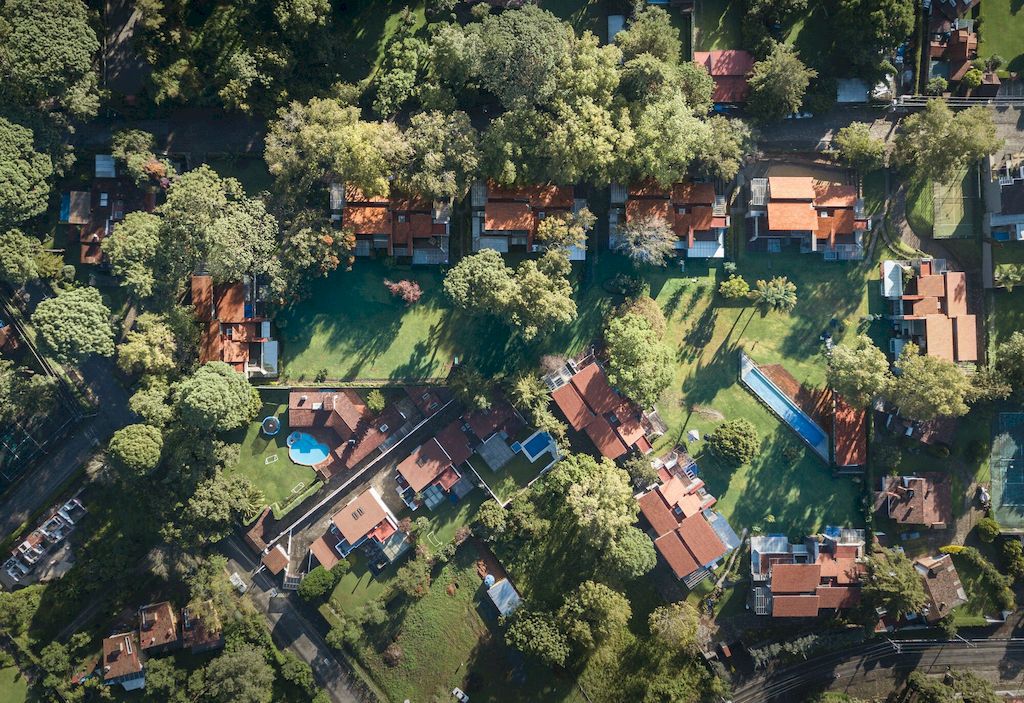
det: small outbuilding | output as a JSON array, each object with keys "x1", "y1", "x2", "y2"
[{"x1": 486, "y1": 578, "x2": 522, "y2": 617}]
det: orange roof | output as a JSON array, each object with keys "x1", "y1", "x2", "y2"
[
  {"x1": 102, "y1": 633, "x2": 143, "y2": 681},
  {"x1": 924, "y1": 314, "x2": 955, "y2": 362},
  {"x1": 192, "y1": 275, "x2": 214, "y2": 321},
  {"x1": 769, "y1": 177, "x2": 815, "y2": 200},
  {"x1": 944, "y1": 272, "x2": 969, "y2": 316},
  {"x1": 583, "y1": 415, "x2": 629, "y2": 460},
  {"x1": 613, "y1": 402, "x2": 647, "y2": 447},
  {"x1": 771, "y1": 564, "x2": 822, "y2": 594},
  {"x1": 953, "y1": 315, "x2": 977, "y2": 362},
  {"x1": 488, "y1": 183, "x2": 574, "y2": 209},
  {"x1": 638, "y1": 490, "x2": 680, "y2": 536},
  {"x1": 626, "y1": 198, "x2": 671, "y2": 223},
  {"x1": 214, "y1": 283, "x2": 246, "y2": 322},
  {"x1": 767, "y1": 201, "x2": 818, "y2": 231},
  {"x1": 772, "y1": 595, "x2": 821, "y2": 617},
  {"x1": 398, "y1": 438, "x2": 456, "y2": 493},
  {"x1": 915, "y1": 274, "x2": 946, "y2": 298},
  {"x1": 628, "y1": 181, "x2": 670, "y2": 198},
  {"x1": 344, "y1": 184, "x2": 388, "y2": 204},
  {"x1": 199, "y1": 320, "x2": 222, "y2": 364},
  {"x1": 571, "y1": 363, "x2": 620, "y2": 415},
  {"x1": 908, "y1": 297, "x2": 941, "y2": 316},
  {"x1": 326, "y1": 391, "x2": 367, "y2": 436},
  {"x1": 654, "y1": 531, "x2": 699, "y2": 579},
  {"x1": 693, "y1": 50, "x2": 755, "y2": 77},
  {"x1": 812, "y1": 181, "x2": 858, "y2": 207},
  {"x1": 552, "y1": 383, "x2": 597, "y2": 431},
  {"x1": 817, "y1": 553, "x2": 864, "y2": 584},
  {"x1": 309, "y1": 535, "x2": 340, "y2": 570},
  {"x1": 673, "y1": 207, "x2": 715, "y2": 243},
  {"x1": 139, "y1": 602, "x2": 179, "y2": 650},
  {"x1": 815, "y1": 585, "x2": 861, "y2": 609},
  {"x1": 262, "y1": 544, "x2": 288, "y2": 575},
  {"x1": 672, "y1": 182, "x2": 716, "y2": 205},
  {"x1": 677, "y1": 513, "x2": 726, "y2": 566},
  {"x1": 344, "y1": 205, "x2": 391, "y2": 235},
  {"x1": 834, "y1": 396, "x2": 867, "y2": 467},
  {"x1": 331, "y1": 488, "x2": 390, "y2": 545},
  {"x1": 484, "y1": 201, "x2": 533, "y2": 232}
]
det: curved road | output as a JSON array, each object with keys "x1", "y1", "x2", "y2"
[{"x1": 732, "y1": 638, "x2": 1024, "y2": 703}]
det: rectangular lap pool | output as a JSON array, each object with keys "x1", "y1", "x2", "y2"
[{"x1": 739, "y1": 353, "x2": 829, "y2": 461}]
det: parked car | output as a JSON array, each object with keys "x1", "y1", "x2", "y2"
[{"x1": 452, "y1": 688, "x2": 469, "y2": 702}]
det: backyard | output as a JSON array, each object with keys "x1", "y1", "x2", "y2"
[
  {"x1": 951, "y1": 551, "x2": 1003, "y2": 626},
  {"x1": 978, "y1": 0, "x2": 1024, "y2": 73},
  {"x1": 694, "y1": 0, "x2": 743, "y2": 51},
  {"x1": 0, "y1": 668, "x2": 29, "y2": 703}
]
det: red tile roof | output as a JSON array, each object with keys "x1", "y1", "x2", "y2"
[
  {"x1": 672, "y1": 182, "x2": 716, "y2": 205},
  {"x1": 677, "y1": 512, "x2": 726, "y2": 566},
  {"x1": 344, "y1": 205, "x2": 392, "y2": 235},
  {"x1": 812, "y1": 181, "x2": 858, "y2": 207},
  {"x1": 625, "y1": 198, "x2": 671, "y2": 223},
  {"x1": 262, "y1": 544, "x2": 289, "y2": 575},
  {"x1": 436, "y1": 420, "x2": 473, "y2": 466},
  {"x1": 815, "y1": 585, "x2": 861, "y2": 610},
  {"x1": 398, "y1": 438, "x2": 457, "y2": 493},
  {"x1": 139, "y1": 602, "x2": 179, "y2": 650},
  {"x1": 772, "y1": 594, "x2": 821, "y2": 617},
  {"x1": 767, "y1": 201, "x2": 818, "y2": 231},
  {"x1": 769, "y1": 177, "x2": 816, "y2": 200},
  {"x1": 571, "y1": 363, "x2": 619, "y2": 415},
  {"x1": 309, "y1": 535, "x2": 340, "y2": 570},
  {"x1": 331, "y1": 488, "x2": 391, "y2": 545},
  {"x1": 583, "y1": 415, "x2": 629, "y2": 460},
  {"x1": 834, "y1": 396, "x2": 867, "y2": 467},
  {"x1": 551, "y1": 383, "x2": 596, "y2": 431},
  {"x1": 692, "y1": 50, "x2": 754, "y2": 103},
  {"x1": 637, "y1": 490, "x2": 681, "y2": 536},
  {"x1": 654, "y1": 531, "x2": 699, "y2": 579},
  {"x1": 464, "y1": 400, "x2": 519, "y2": 441},
  {"x1": 214, "y1": 283, "x2": 246, "y2": 323},
  {"x1": 771, "y1": 564, "x2": 822, "y2": 594},
  {"x1": 192, "y1": 275, "x2": 214, "y2": 322},
  {"x1": 485, "y1": 201, "x2": 534, "y2": 232}
]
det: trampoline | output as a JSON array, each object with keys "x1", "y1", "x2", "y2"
[{"x1": 261, "y1": 416, "x2": 281, "y2": 436}]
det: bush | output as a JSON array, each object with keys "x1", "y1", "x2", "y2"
[
  {"x1": 384, "y1": 278, "x2": 423, "y2": 304},
  {"x1": 383, "y1": 643, "x2": 403, "y2": 666},
  {"x1": 926, "y1": 76, "x2": 948, "y2": 95},
  {"x1": 366, "y1": 389, "x2": 386, "y2": 414},
  {"x1": 977, "y1": 517, "x2": 1000, "y2": 543},
  {"x1": 1000, "y1": 539, "x2": 1024, "y2": 582},
  {"x1": 718, "y1": 275, "x2": 750, "y2": 300},
  {"x1": 297, "y1": 566, "x2": 338, "y2": 601},
  {"x1": 707, "y1": 418, "x2": 759, "y2": 465}
]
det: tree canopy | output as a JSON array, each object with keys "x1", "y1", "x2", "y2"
[
  {"x1": 108, "y1": 424, "x2": 164, "y2": 476},
  {"x1": 862, "y1": 547, "x2": 927, "y2": 619},
  {"x1": 0, "y1": 118, "x2": 53, "y2": 227},
  {"x1": 0, "y1": 229, "x2": 42, "y2": 287},
  {"x1": 827, "y1": 335, "x2": 893, "y2": 407},
  {"x1": 834, "y1": 122, "x2": 886, "y2": 173},
  {"x1": 889, "y1": 343, "x2": 970, "y2": 420},
  {"x1": 747, "y1": 43, "x2": 817, "y2": 121},
  {"x1": 173, "y1": 362, "x2": 261, "y2": 433},
  {"x1": 32, "y1": 287, "x2": 115, "y2": 363},
  {"x1": 604, "y1": 312, "x2": 674, "y2": 408},
  {"x1": 894, "y1": 100, "x2": 1003, "y2": 183},
  {"x1": 0, "y1": 360, "x2": 56, "y2": 423}
]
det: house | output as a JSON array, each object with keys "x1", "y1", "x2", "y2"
[
  {"x1": 138, "y1": 602, "x2": 180, "y2": 654},
  {"x1": 341, "y1": 185, "x2": 451, "y2": 264},
  {"x1": 692, "y1": 50, "x2": 754, "y2": 106},
  {"x1": 747, "y1": 176, "x2": 869, "y2": 260},
  {"x1": 875, "y1": 474, "x2": 952, "y2": 529},
  {"x1": 987, "y1": 154, "x2": 1024, "y2": 243},
  {"x1": 833, "y1": 396, "x2": 867, "y2": 469},
  {"x1": 288, "y1": 389, "x2": 406, "y2": 478},
  {"x1": 0, "y1": 317, "x2": 19, "y2": 357},
  {"x1": 310, "y1": 486, "x2": 409, "y2": 569},
  {"x1": 636, "y1": 450, "x2": 741, "y2": 587},
  {"x1": 550, "y1": 360, "x2": 659, "y2": 460},
  {"x1": 750, "y1": 527, "x2": 865, "y2": 617},
  {"x1": 261, "y1": 544, "x2": 290, "y2": 576},
  {"x1": 462, "y1": 398, "x2": 523, "y2": 443},
  {"x1": 879, "y1": 259, "x2": 978, "y2": 363},
  {"x1": 471, "y1": 181, "x2": 587, "y2": 259},
  {"x1": 927, "y1": 4, "x2": 979, "y2": 88},
  {"x1": 395, "y1": 421, "x2": 475, "y2": 510},
  {"x1": 616, "y1": 181, "x2": 729, "y2": 258},
  {"x1": 181, "y1": 601, "x2": 224, "y2": 654},
  {"x1": 191, "y1": 275, "x2": 279, "y2": 377},
  {"x1": 102, "y1": 632, "x2": 145, "y2": 691},
  {"x1": 914, "y1": 554, "x2": 968, "y2": 622}
]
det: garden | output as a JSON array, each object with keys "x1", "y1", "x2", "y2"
[{"x1": 978, "y1": 0, "x2": 1024, "y2": 74}]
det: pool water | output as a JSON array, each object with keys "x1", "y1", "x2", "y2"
[
  {"x1": 287, "y1": 432, "x2": 330, "y2": 466},
  {"x1": 740, "y1": 356, "x2": 829, "y2": 460},
  {"x1": 520, "y1": 431, "x2": 554, "y2": 461}
]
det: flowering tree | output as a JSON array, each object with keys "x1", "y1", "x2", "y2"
[{"x1": 384, "y1": 279, "x2": 423, "y2": 304}]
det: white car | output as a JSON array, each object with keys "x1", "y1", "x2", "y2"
[
  {"x1": 452, "y1": 688, "x2": 469, "y2": 702},
  {"x1": 786, "y1": 111, "x2": 814, "y2": 120}
]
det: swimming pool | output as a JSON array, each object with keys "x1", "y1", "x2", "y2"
[
  {"x1": 739, "y1": 354, "x2": 829, "y2": 460},
  {"x1": 287, "y1": 432, "x2": 330, "y2": 466},
  {"x1": 520, "y1": 431, "x2": 554, "y2": 461}
]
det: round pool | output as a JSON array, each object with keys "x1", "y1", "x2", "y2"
[{"x1": 287, "y1": 431, "x2": 330, "y2": 466}]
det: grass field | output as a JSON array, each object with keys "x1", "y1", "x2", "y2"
[
  {"x1": 906, "y1": 178, "x2": 934, "y2": 239},
  {"x1": 932, "y1": 166, "x2": 980, "y2": 240},
  {"x1": 335, "y1": 1, "x2": 427, "y2": 84},
  {"x1": 0, "y1": 668, "x2": 29, "y2": 703},
  {"x1": 226, "y1": 391, "x2": 318, "y2": 511},
  {"x1": 863, "y1": 170, "x2": 886, "y2": 217},
  {"x1": 978, "y1": 1, "x2": 1024, "y2": 73},
  {"x1": 695, "y1": 0, "x2": 743, "y2": 50},
  {"x1": 951, "y1": 553, "x2": 1000, "y2": 626},
  {"x1": 468, "y1": 447, "x2": 554, "y2": 506},
  {"x1": 205, "y1": 155, "x2": 273, "y2": 195}
]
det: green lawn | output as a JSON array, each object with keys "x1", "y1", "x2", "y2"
[
  {"x1": 932, "y1": 165, "x2": 980, "y2": 240},
  {"x1": 226, "y1": 391, "x2": 318, "y2": 511},
  {"x1": 543, "y1": 0, "x2": 608, "y2": 39},
  {"x1": 0, "y1": 668, "x2": 29, "y2": 703},
  {"x1": 468, "y1": 446, "x2": 555, "y2": 506},
  {"x1": 951, "y1": 553, "x2": 1000, "y2": 626},
  {"x1": 205, "y1": 155, "x2": 273, "y2": 195},
  {"x1": 695, "y1": 0, "x2": 743, "y2": 50},
  {"x1": 785, "y1": 2, "x2": 833, "y2": 70},
  {"x1": 906, "y1": 178, "x2": 934, "y2": 239},
  {"x1": 992, "y1": 289, "x2": 1024, "y2": 346},
  {"x1": 863, "y1": 169, "x2": 886, "y2": 217},
  {"x1": 978, "y1": 1, "x2": 1024, "y2": 73},
  {"x1": 335, "y1": 1, "x2": 427, "y2": 84}
]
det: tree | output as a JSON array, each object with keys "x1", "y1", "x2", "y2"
[
  {"x1": 279, "y1": 652, "x2": 315, "y2": 695},
  {"x1": 926, "y1": 76, "x2": 948, "y2": 95},
  {"x1": 0, "y1": 229, "x2": 41, "y2": 287},
  {"x1": 173, "y1": 362, "x2": 261, "y2": 433},
  {"x1": 473, "y1": 6, "x2": 573, "y2": 107},
  {"x1": 0, "y1": 0, "x2": 100, "y2": 118},
  {"x1": 449, "y1": 364, "x2": 493, "y2": 412},
  {"x1": 622, "y1": 453, "x2": 659, "y2": 489},
  {"x1": 103, "y1": 211, "x2": 162, "y2": 299},
  {"x1": 205, "y1": 197, "x2": 281, "y2": 287},
  {"x1": 562, "y1": 454, "x2": 637, "y2": 547},
  {"x1": 444, "y1": 249, "x2": 518, "y2": 315},
  {"x1": 108, "y1": 424, "x2": 163, "y2": 476},
  {"x1": 604, "y1": 313, "x2": 673, "y2": 408},
  {"x1": 0, "y1": 585, "x2": 42, "y2": 636},
  {"x1": 130, "y1": 380, "x2": 174, "y2": 427},
  {"x1": 0, "y1": 360, "x2": 57, "y2": 423},
  {"x1": 614, "y1": 7, "x2": 682, "y2": 64},
  {"x1": 274, "y1": 0, "x2": 331, "y2": 32},
  {"x1": 994, "y1": 331, "x2": 1024, "y2": 393},
  {"x1": 752, "y1": 276, "x2": 798, "y2": 312},
  {"x1": 111, "y1": 129, "x2": 175, "y2": 187},
  {"x1": 0, "y1": 118, "x2": 53, "y2": 227},
  {"x1": 365, "y1": 389, "x2": 386, "y2": 414},
  {"x1": 698, "y1": 115, "x2": 754, "y2": 181},
  {"x1": 383, "y1": 279, "x2": 422, "y2": 305},
  {"x1": 977, "y1": 517, "x2": 1000, "y2": 543},
  {"x1": 747, "y1": 43, "x2": 817, "y2": 121},
  {"x1": 649, "y1": 602, "x2": 701, "y2": 655},
  {"x1": 182, "y1": 473, "x2": 263, "y2": 544},
  {"x1": 863, "y1": 547, "x2": 928, "y2": 619},
  {"x1": 614, "y1": 295, "x2": 667, "y2": 338},
  {"x1": 707, "y1": 419, "x2": 759, "y2": 465},
  {"x1": 474, "y1": 500, "x2": 507, "y2": 541},
  {"x1": 616, "y1": 214, "x2": 677, "y2": 267},
  {"x1": 117, "y1": 313, "x2": 179, "y2": 377},
  {"x1": 558, "y1": 581, "x2": 631, "y2": 650},
  {"x1": 827, "y1": 335, "x2": 893, "y2": 407},
  {"x1": 893, "y1": 100, "x2": 1003, "y2": 183},
  {"x1": 33, "y1": 287, "x2": 115, "y2": 363},
  {"x1": 510, "y1": 252, "x2": 577, "y2": 340},
  {"x1": 604, "y1": 525, "x2": 657, "y2": 580},
  {"x1": 834, "y1": 122, "x2": 885, "y2": 173},
  {"x1": 889, "y1": 343, "x2": 970, "y2": 420},
  {"x1": 835, "y1": 0, "x2": 915, "y2": 70},
  {"x1": 962, "y1": 68, "x2": 984, "y2": 90},
  {"x1": 372, "y1": 34, "x2": 430, "y2": 117},
  {"x1": 719, "y1": 275, "x2": 750, "y2": 300},
  {"x1": 505, "y1": 610, "x2": 570, "y2": 667},
  {"x1": 298, "y1": 565, "x2": 338, "y2": 601},
  {"x1": 393, "y1": 556, "x2": 432, "y2": 599},
  {"x1": 201, "y1": 647, "x2": 275, "y2": 703},
  {"x1": 535, "y1": 208, "x2": 595, "y2": 252},
  {"x1": 1001, "y1": 539, "x2": 1024, "y2": 582},
  {"x1": 626, "y1": 92, "x2": 711, "y2": 186},
  {"x1": 401, "y1": 110, "x2": 480, "y2": 201}
]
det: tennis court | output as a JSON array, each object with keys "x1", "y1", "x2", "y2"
[
  {"x1": 933, "y1": 166, "x2": 980, "y2": 239},
  {"x1": 990, "y1": 413, "x2": 1024, "y2": 529}
]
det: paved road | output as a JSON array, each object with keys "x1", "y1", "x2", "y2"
[
  {"x1": 731, "y1": 637, "x2": 1024, "y2": 703},
  {"x1": 74, "y1": 111, "x2": 267, "y2": 158},
  {"x1": 0, "y1": 355, "x2": 133, "y2": 539}
]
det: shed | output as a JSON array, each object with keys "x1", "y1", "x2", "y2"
[{"x1": 486, "y1": 578, "x2": 522, "y2": 617}]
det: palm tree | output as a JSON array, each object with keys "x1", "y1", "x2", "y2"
[
  {"x1": 996, "y1": 264, "x2": 1024, "y2": 292},
  {"x1": 752, "y1": 276, "x2": 798, "y2": 312}
]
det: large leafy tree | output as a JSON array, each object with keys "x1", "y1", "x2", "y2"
[
  {"x1": 827, "y1": 334, "x2": 893, "y2": 407},
  {"x1": 181, "y1": 473, "x2": 264, "y2": 545},
  {"x1": 401, "y1": 110, "x2": 480, "y2": 201},
  {"x1": 698, "y1": 115, "x2": 754, "y2": 181},
  {"x1": 199, "y1": 647, "x2": 275, "y2": 703},
  {"x1": 173, "y1": 362, "x2": 261, "y2": 433},
  {"x1": 117, "y1": 313, "x2": 179, "y2": 378},
  {"x1": 0, "y1": 229, "x2": 41, "y2": 287},
  {"x1": 616, "y1": 215, "x2": 677, "y2": 267},
  {"x1": 893, "y1": 101, "x2": 1003, "y2": 183},
  {"x1": 103, "y1": 212, "x2": 162, "y2": 299},
  {"x1": 707, "y1": 418, "x2": 759, "y2": 465},
  {"x1": 560, "y1": 454, "x2": 637, "y2": 548},
  {"x1": 752, "y1": 276, "x2": 798, "y2": 312},
  {"x1": 205, "y1": 197, "x2": 281, "y2": 286},
  {"x1": 111, "y1": 129, "x2": 175, "y2": 187},
  {"x1": 443, "y1": 249, "x2": 518, "y2": 317},
  {"x1": 0, "y1": 0, "x2": 100, "y2": 119},
  {"x1": 558, "y1": 580, "x2": 631, "y2": 650},
  {"x1": 614, "y1": 6, "x2": 682, "y2": 64},
  {"x1": 480, "y1": 104, "x2": 556, "y2": 185},
  {"x1": 603, "y1": 525, "x2": 657, "y2": 580},
  {"x1": 604, "y1": 312, "x2": 673, "y2": 408},
  {"x1": 108, "y1": 424, "x2": 164, "y2": 476},
  {"x1": 835, "y1": 0, "x2": 915, "y2": 70},
  {"x1": 862, "y1": 547, "x2": 928, "y2": 619},
  {"x1": 505, "y1": 610, "x2": 570, "y2": 667},
  {"x1": 32, "y1": 287, "x2": 115, "y2": 363},
  {"x1": 0, "y1": 360, "x2": 56, "y2": 423},
  {"x1": 747, "y1": 43, "x2": 817, "y2": 121},
  {"x1": 0, "y1": 118, "x2": 53, "y2": 227},
  {"x1": 889, "y1": 343, "x2": 970, "y2": 420},
  {"x1": 649, "y1": 602, "x2": 701, "y2": 655},
  {"x1": 626, "y1": 92, "x2": 711, "y2": 185},
  {"x1": 834, "y1": 122, "x2": 886, "y2": 173},
  {"x1": 995, "y1": 331, "x2": 1024, "y2": 394}
]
